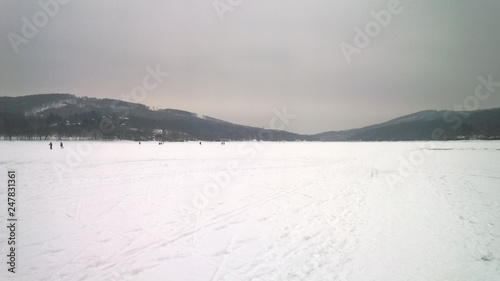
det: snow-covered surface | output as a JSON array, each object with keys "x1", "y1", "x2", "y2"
[
  {"x1": 23, "y1": 99, "x2": 76, "y2": 116},
  {"x1": 380, "y1": 110, "x2": 443, "y2": 126},
  {"x1": 1, "y1": 141, "x2": 499, "y2": 280}
]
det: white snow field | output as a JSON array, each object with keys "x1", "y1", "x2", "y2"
[{"x1": 1, "y1": 141, "x2": 499, "y2": 281}]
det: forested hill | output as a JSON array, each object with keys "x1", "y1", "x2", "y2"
[
  {"x1": 315, "y1": 109, "x2": 500, "y2": 141},
  {"x1": 0, "y1": 94, "x2": 314, "y2": 141},
  {"x1": 2, "y1": 94, "x2": 500, "y2": 141}
]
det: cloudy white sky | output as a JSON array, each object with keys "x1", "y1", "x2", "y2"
[{"x1": 1, "y1": 0, "x2": 500, "y2": 134}]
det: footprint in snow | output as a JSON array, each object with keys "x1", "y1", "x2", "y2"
[{"x1": 481, "y1": 254, "x2": 494, "y2": 262}]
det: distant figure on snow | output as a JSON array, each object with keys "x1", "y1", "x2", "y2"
[
  {"x1": 60, "y1": 142, "x2": 64, "y2": 149},
  {"x1": 49, "y1": 142, "x2": 52, "y2": 150}
]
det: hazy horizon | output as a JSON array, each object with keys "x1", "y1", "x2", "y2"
[{"x1": 2, "y1": 0, "x2": 500, "y2": 134}]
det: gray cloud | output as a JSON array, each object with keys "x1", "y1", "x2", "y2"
[{"x1": 1, "y1": 0, "x2": 499, "y2": 134}]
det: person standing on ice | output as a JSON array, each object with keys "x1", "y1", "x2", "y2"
[
  {"x1": 49, "y1": 142, "x2": 53, "y2": 150},
  {"x1": 60, "y1": 142, "x2": 64, "y2": 149}
]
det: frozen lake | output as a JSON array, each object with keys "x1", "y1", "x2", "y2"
[{"x1": 1, "y1": 141, "x2": 499, "y2": 280}]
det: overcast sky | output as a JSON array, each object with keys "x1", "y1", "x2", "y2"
[{"x1": 1, "y1": 0, "x2": 500, "y2": 134}]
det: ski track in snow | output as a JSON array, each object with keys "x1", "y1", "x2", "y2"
[{"x1": 0, "y1": 141, "x2": 499, "y2": 281}]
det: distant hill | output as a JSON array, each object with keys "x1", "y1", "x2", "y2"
[
  {"x1": 0, "y1": 94, "x2": 314, "y2": 141},
  {"x1": 315, "y1": 109, "x2": 500, "y2": 141},
  {"x1": 2, "y1": 93, "x2": 500, "y2": 141}
]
